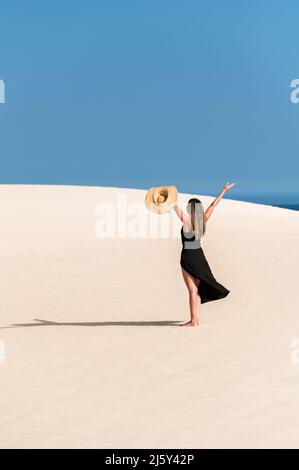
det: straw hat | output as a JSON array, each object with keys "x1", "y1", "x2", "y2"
[{"x1": 145, "y1": 185, "x2": 178, "y2": 214}]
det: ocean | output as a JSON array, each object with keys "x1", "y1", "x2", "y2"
[
  {"x1": 228, "y1": 194, "x2": 299, "y2": 212},
  {"x1": 272, "y1": 204, "x2": 299, "y2": 211}
]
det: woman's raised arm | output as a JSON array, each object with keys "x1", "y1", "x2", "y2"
[
  {"x1": 173, "y1": 203, "x2": 189, "y2": 224},
  {"x1": 205, "y1": 182, "x2": 236, "y2": 221}
]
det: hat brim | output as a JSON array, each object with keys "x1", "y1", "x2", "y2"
[{"x1": 145, "y1": 185, "x2": 178, "y2": 214}]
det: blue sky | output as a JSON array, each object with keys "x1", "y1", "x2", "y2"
[{"x1": 0, "y1": 0, "x2": 298, "y2": 197}]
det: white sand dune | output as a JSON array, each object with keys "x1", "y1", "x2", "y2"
[{"x1": 0, "y1": 184, "x2": 299, "y2": 449}]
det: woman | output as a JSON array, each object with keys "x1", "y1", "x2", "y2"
[{"x1": 173, "y1": 182, "x2": 235, "y2": 326}]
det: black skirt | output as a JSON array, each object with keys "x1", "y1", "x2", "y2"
[{"x1": 180, "y1": 227, "x2": 230, "y2": 304}]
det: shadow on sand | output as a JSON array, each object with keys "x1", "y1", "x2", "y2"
[{"x1": 1, "y1": 318, "x2": 182, "y2": 329}]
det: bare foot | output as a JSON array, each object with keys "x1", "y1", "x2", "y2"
[{"x1": 180, "y1": 320, "x2": 200, "y2": 327}]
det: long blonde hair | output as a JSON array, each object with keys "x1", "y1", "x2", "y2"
[{"x1": 187, "y1": 198, "x2": 206, "y2": 240}]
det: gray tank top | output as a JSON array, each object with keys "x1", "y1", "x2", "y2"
[{"x1": 181, "y1": 226, "x2": 202, "y2": 250}]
